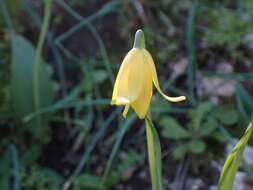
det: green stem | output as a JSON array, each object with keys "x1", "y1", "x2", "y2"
[
  {"x1": 186, "y1": 0, "x2": 198, "y2": 105},
  {"x1": 9, "y1": 144, "x2": 21, "y2": 190},
  {"x1": 0, "y1": 0, "x2": 14, "y2": 32},
  {"x1": 145, "y1": 114, "x2": 163, "y2": 190},
  {"x1": 33, "y1": 0, "x2": 53, "y2": 126}
]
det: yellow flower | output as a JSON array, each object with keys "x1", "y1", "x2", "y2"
[{"x1": 111, "y1": 30, "x2": 186, "y2": 119}]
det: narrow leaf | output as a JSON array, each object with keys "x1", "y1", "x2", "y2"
[
  {"x1": 9, "y1": 145, "x2": 21, "y2": 190},
  {"x1": 218, "y1": 121, "x2": 253, "y2": 190}
]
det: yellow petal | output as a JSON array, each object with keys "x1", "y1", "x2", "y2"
[
  {"x1": 143, "y1": 49, "x2": 186, "y2": 102},
  {"x1": 131, "y1": 53, "x2": 153, "y2": 119},
  {"x1": 111, "y1": 48, "x2": 145, "y2": 105}
]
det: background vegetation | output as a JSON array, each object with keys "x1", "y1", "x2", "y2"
[{"x1": 0, "y1": 0, "x2": 253, "y2": 189}]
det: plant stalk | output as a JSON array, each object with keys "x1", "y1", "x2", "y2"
[
  {"x1": 145, "y1": 113, "x2": 163, "y2": 190},
  {"x1": 33, "y1": 0, "x2": 53, "y2": 126}
]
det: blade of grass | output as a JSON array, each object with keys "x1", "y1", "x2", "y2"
[
  {"x1": 24, "y1": 96, "x2": 189, "y2": 124},
  {"x1": 56, "y1": 0, "x2": 114, "y2": 85},
  {"x1": 54, "y1": 0, "x2": 120, "y2": 44},
  {"x1": 101, "y1": 114, "x2": 136, "y2": 189},
  {"x1": 23, "y1": 99, "x2": 110, "y2": 122},
  {"x1": 204, "y1": 71, "x2": 253, "y2": 81},
  {"x1": 151, "y1": 107, "x2": 188, "y2": 114},
  {"x1": 84, "y1": 60, "x2": 104, "y2": 122}
]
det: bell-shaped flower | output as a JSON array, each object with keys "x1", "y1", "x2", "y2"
[{"x1": 111, "y1": 30, "x2": 186, "y2": 119}]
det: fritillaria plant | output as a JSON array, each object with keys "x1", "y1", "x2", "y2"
[{"x1": 111, "y1": 29, "x2": 186, "y2": 190}]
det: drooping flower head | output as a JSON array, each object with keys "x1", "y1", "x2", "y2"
[{"x1": 111, "y1": 29, "x2": 186, "y2": 119}]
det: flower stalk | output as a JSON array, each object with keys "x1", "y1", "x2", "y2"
[
  {"x1": 33, "y1": 0, "x2": 53, "y2": 127},
  {"x1": 145, "y1": 113, "x2": 163, "y2": 190}
]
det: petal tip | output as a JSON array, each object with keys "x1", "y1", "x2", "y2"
[
  {"x1": 179, "y1": 96, "x2": 187, "y2": 101},
  {"x1": 164, "y1": 95, "x2": 187, "y2": 102}
]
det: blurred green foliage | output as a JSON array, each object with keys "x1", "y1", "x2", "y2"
[
  {"x1": 159, "y1": 102, "x2": 239, "y2": 160},
  {"x1": 21, "y1": 167, "x2": 63, "y2": 190},
  {"x1": 73, "y1": 149, "x2": 142, "y2": 189},
  {"x1": 204, "y1": 0, "x2": 253, "y2": 48}
]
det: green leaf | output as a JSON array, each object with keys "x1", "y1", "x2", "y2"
[
  {"x1": 21, "y1": 167, "x2": 63, "y2": 190},
  {"x1": 199, "y1": 118, "x2": 217, "y2": 136},
  {"x1": 160, "y1": 117, "x2": 190, "y2": 140},
  {"x1": 222, "y1": 110, "x2": 239, "y2": 125},
  {"x1": 73, "y1": 174, "x2": 102, "y2": 190},
  {"x1": 21, "y1": 144, "x2": 42, "y2": 165},
  {"x1": 188, "y1": 102, "x2": 214, "y2": 130},
  {"x1": 11, "y1": 34, "x2": 34, "y2": 123},
  {"x1": 11, "y1": 34, "x2": 55, "y2": 137},
  {"x1": 103, "y1": 171, "x2": 120, "y2": 188},
  {"x1": 188, "y1": 140, "x2": 206, "y2": 154},
  {"x1": 145, "y1": 117, "x2": 163, "y2": 190},
  {"x1": 212, "y1": 131, "x2": 227, "y2": 143},
  {"x1": 218, "y1": 122, "x2": 253, "y2": 190},
  {"x1": 212, "y1": 107, "x2": 239, "y2": 125},
  {"x1": 173, "y1": 143, "x2": 188, "y2": 160},
  {"x1": 93, "y1": 70, "x2": 108, "y2": 84}
]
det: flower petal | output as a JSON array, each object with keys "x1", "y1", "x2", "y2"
[
  {"x1": 143, "y1": 49, "x2": 186, "y2": 102},
  {"x1": 131, "y1": 53, "x2": 153, "y2": 119},
  {"x1": 111, "y1": 48, "x2": 145, "y2": 105}
]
